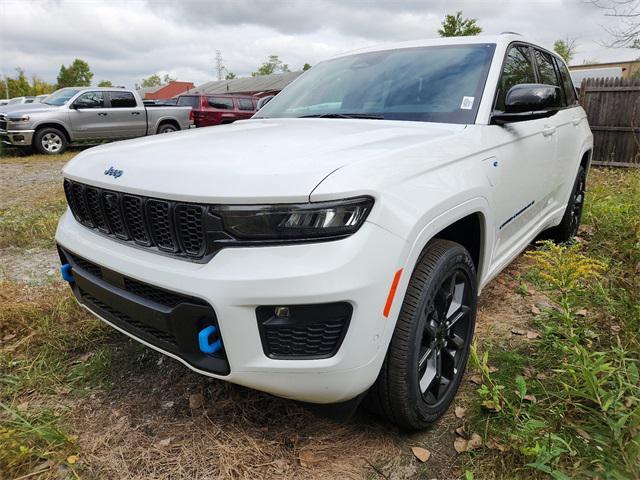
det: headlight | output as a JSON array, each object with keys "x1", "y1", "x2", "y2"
[
  {"x1": 213, "y1": 196, "x2": 374, "y2": 241},
  {"x1": 7, "y1": 115, "x2": 30, "y2": 122}
]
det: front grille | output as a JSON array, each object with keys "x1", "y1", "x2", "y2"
[
  {"x1": 256, "y1": 303, "x2": 352, "y2": 359},
  {"x1": 64, "y1": 180, "x2": 208, "y2": 260}
]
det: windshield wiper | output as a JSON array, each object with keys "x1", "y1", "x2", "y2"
[{"x1": 298, "y1": 113, "x2": 385, "y2": 120}]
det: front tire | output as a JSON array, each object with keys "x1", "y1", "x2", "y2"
[
  {"x1": 366, "y1": 239, "x2": 477, "y2": 429},
  {"x1": 33, "y1": 127, "x2": 67, "y2": 155}
]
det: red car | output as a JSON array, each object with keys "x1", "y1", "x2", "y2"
[{"x1": 176, "y1": 94, "x2": 257, "y2": 127}]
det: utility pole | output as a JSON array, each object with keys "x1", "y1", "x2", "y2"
[{"x1": 215, "y1": 50, "x2": 224, "y2": 81}]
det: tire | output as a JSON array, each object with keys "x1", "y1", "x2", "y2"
[
  {"x1": 547, "y1": 165, "x2": 587, "y2": 243},
  {"x1": 33, "y1": 127, "x2": 67, "y2": 155},
  {"x1": 157, "y1": 123, "x2": 178, "y2": 134},
  {"x1": 366, "y1": 239, "x2": 477, "y2": 429}
]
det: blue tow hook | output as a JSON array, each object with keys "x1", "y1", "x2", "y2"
[
  {"x1": 198, "y1": 325, "x2": 222, "y2": 355},
  {"x1": 60, "y1": 263, "x2": 75, "y2": 283}
]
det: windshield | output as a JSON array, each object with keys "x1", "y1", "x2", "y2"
[
  {"x1": 258, "y1": 43, "x2": 495, "y2": 124},
  {"x1": 43, "y1": 88, "x2": 83, "y2": 106}
]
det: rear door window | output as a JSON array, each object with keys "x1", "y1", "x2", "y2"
[
  {"x1": 237, "y1": 98, "x2": 255, "y2": 111},
  {"x1": 208, "y1": 96, "x2": 234, "y2": 109},
  {"x1": 108, "y1": 91, "x2": 137, "y2": 108},
  {"x1": 556, "y1": 58, "x2": 579, "y2": 106},
  {"x1": 177, "y1": 96, "x2": 199, "y2": 107}
]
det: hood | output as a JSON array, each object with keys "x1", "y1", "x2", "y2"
[
  {"x1": 0, "y1": 103, "x2": 60, "y2": 116},
  {"x1": 63, "y1": 118, "x2": 465, "y2": 203}
]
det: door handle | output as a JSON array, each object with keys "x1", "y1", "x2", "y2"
[
  {"x1": 572, "y1": 118, "x2": 582, "y2": 126},
  {"x1": 131, "y1": 111, "x2": 141, "y2": 115},
  {"x1": 542, "y1": 125, "x2": 556, "y2": 137},
  {"x1": 97, "y1": 112, "x2": 108, "y2": 116}
]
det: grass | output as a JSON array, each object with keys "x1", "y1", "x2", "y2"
[
  {"x1": 0, "y1": 144, "x2": 78, "y2": 163},
  {"x1": 0, "y1": 281, "x2": 114, "y2": 476},
  {"x1": 0, "y1": 190, "x2": 66, "y2": 248},
  {"x1": 464, "y1": 167, "x2": 640, "y2": 479}
]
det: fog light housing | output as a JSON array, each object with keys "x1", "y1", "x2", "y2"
[{"x1": 256, "y1": 302, "x2": 352, "y2": 359}]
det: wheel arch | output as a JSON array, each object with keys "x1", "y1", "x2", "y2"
[
  {"x1": 33, "y1": 122, "x2": 71, "y2": 143},
  {"x1": 400, "y1": 198, "x2": 492, "y2": 292},
  {"x1": 156, "y1": 119, "x2": 180, "y2": 133}
]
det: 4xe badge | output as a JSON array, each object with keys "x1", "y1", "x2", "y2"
[{"x1": 104, "y1": 166, "x2": 123, "y2": 178}]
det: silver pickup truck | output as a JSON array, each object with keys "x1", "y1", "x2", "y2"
[{"x1": 0, "y1": 87, "x2": 192, "y2": 154}]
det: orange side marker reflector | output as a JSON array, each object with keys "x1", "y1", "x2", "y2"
[{"x1": 383, "y1": 268, "x2": 403, "y2": 318}]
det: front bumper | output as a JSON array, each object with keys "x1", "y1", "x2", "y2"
[
  {"x1": 56, "y1": 210, "x2": 406, "y2": 403},
  {"x1": 0, "y1": 128, "x2": 35, "y2": 146}
]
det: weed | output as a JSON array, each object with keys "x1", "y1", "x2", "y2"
[
  {"x1": 467, "y1": 169, "x2": 640, "y2": 479},
  {"x1": 0, "y1": 402, "x2": 76, "y2": 475}
]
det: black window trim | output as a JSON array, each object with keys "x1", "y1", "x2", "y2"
[{"x1": 491, "y1": 40, "x2": 580, "y2": 120}]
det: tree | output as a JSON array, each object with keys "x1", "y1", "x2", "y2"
[
  {"x1": 138, "y1": 73, "x2": 176, "y2": 89},
  {"x1": 140, "y1": 74, "x2": 162, "y2": 88},
  {"x1": 56, "y1": 59, "x2": 93, "y2": 88},
  {"x1": 7, "y1": 68, "x2": 31, "y2": 97},
  {"x1": 97, "y1": 80, "x2": 114, "y2": 87},
  {"x1": 1, "y1": 68, "x2": 56, "y2": 99},
  {"x1": 302, "y1": 63, "x2": 312, "y2": 71},
  {"x1": 30, "y1": 75, "x2": 56, "y2": 95},
  {"x1": 590, "y1": 0, "x2": 639, "y2": 48},
  {"x1": 438, "y1": 11, "x2": 482, "y2": 37},
  {"x1": 225, "y1": 72, "x2": 237, "y2": 80},
  {"x1": 553, "y1": 38, "x2": 577, "y2": 63},
  {"x1": 252, "y1": 55, "x2": 290, "y2": 76}
]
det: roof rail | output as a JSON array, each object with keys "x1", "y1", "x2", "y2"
[{"x1": 500, "y1": 31, "x2": 522, "y2": 36}]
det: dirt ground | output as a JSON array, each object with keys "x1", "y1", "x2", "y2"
[{"x1": 1, "y1": 154, "x2": 544, "y2": 479}]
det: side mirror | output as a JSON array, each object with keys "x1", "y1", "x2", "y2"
[
  {"x1": 256, "y1": 95, "x2": 275, "y2": 110},
  {"x1": 492, "y1": 84, "x2": 561, "y2": 124},
  {"x1": 72, "y1": 99, "x2": 94, "y2": 109}
]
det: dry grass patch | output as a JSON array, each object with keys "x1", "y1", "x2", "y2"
[{"x1": 0, "y1": 185, "x2": 66, "y2": 248}]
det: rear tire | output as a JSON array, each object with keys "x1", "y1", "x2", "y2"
[
  {"x1": 547, "y1": 165, "x2": 587, "y2": 243},
  {"x1": 157, "y1": 123, "x2": 178, "y2": 134},
  {"x1": 33, "y1": 127, "x2": 67, "y2": 155},
  {"x1": 366, "y1": 239, "x2": 477, "y2": 429}
]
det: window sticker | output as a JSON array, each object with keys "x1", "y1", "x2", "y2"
[{"x1": 460, "y1": 96, "x2": 475, "y2": 110}]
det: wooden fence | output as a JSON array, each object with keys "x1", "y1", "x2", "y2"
[{"x1": 580, "y1": 77, "x2": 640, "y2": 168}]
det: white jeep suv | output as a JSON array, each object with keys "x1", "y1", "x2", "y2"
[{"x1": 56, "y1": 34, "x2": 592, "y2": 429}]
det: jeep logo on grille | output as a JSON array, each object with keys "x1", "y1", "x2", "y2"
[{"x1": 104, "y1": 166, "x2": 123, "y2": 178}]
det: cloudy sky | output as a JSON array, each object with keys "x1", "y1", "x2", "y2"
[{"x1": 1, "y1": 0, "x2": 638, "y2": 89}]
